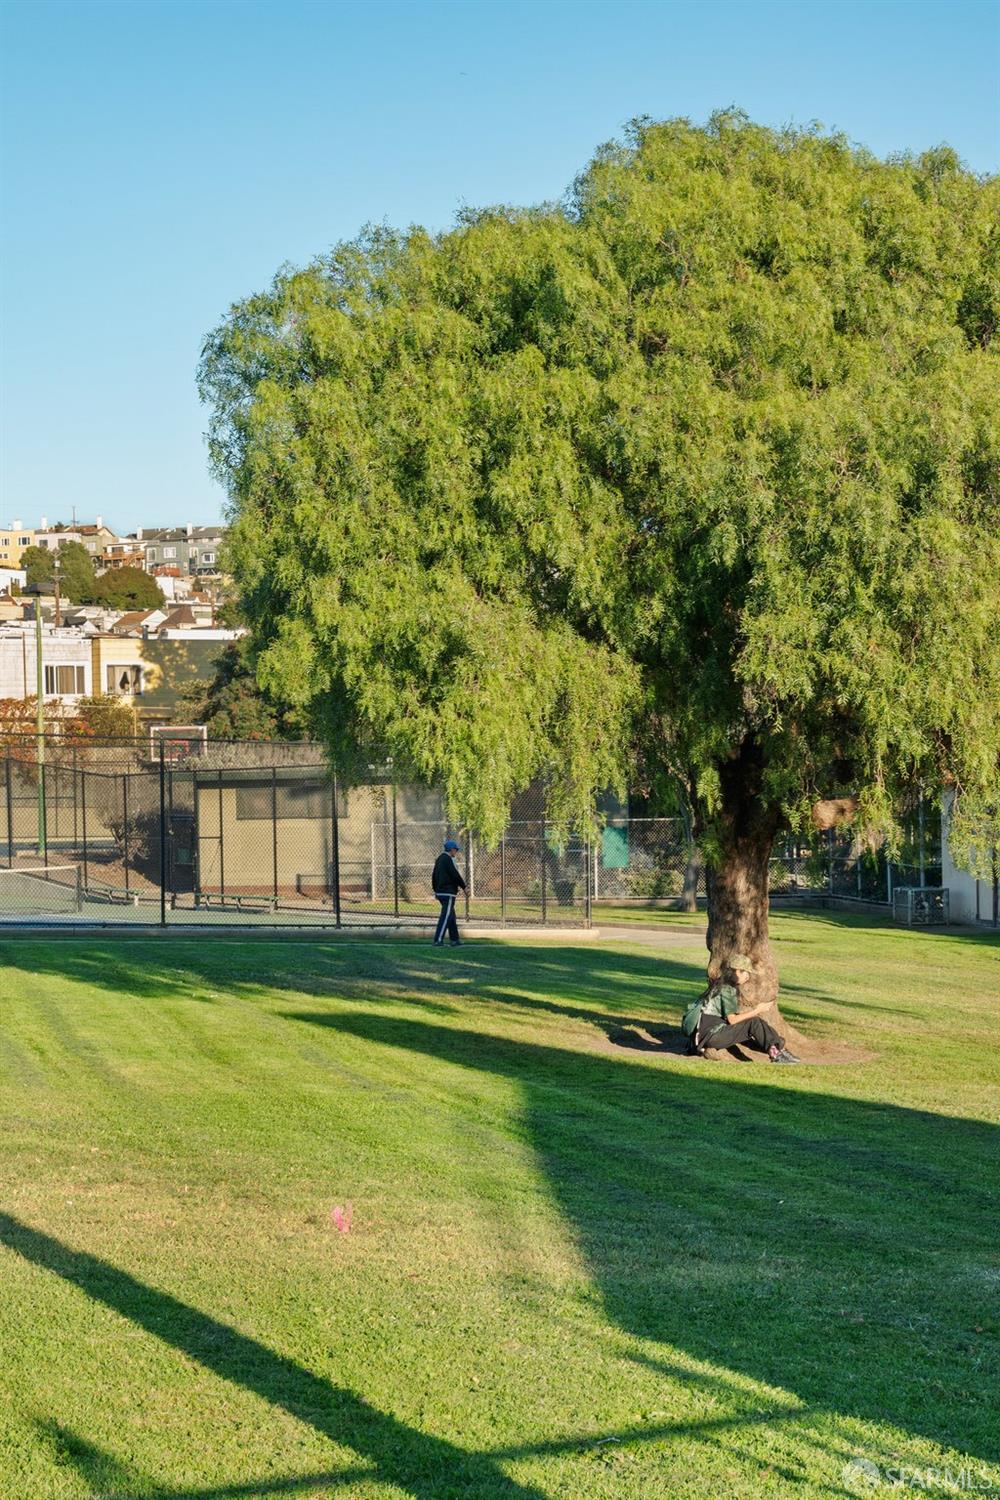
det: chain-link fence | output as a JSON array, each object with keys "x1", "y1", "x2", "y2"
[
  {"x1": 0, "y1": 736, "x2": 595, "y2": 928},
  {"x1": 0, "y1": 736, "x2": 982, "y2": 928}
]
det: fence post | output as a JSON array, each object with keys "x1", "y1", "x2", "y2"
[
  {"x1": 918, "y1": 790, "x2": 926, "y2": 888},
  {"x1": 585, "y1": 835, "x2": 592, "y2": 928},
  {"x1": 540, "y1": 824, "x2": 547, "y2": 924},
  {"x1": 331, "y1": 772, "x2": 342, "y2": 928},
  {"x1": 81, "y1": 767, "x2": 88, "y2": 888},
  {"x1": 122, "y1": 773, "x2": 130, "y2": 897},
  {"x1": 41, "y1": 755, "x2": 49, "y2": 869},
  {"x1": 271, "y1": 766, "x2": 279, "y2": 903},
  {"x1": 158, "y1": 742, "x2": 167, "y2": 927},
  {"x1": 218, "y1": 769, "x2": 225, "y2": 902},
  {"x1": 391, "y1": 781, "x2": 399, "y2": 918},
  {"x1": 5, "y1": 755, "x2": 12, "y2": 868},
  {"x1": 72, "y1": 748, "x2": 78, "y2": 846},
  {"x1": 827, "y1": 829, "x2": 833, "y2": 894},
  {"x1": 500, "y1": 830, "x2": 507, "y2": 928}
]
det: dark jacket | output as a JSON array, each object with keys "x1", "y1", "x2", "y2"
[{"x1": 432, "y1": 853, "x2": 466, "y2": 896}]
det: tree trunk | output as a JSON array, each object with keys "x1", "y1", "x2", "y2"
[
  {"x1": 679, "y1": 798, "x2": 700, "y2": 913},
  {"x1": 703, "y1": 739, "x2": 782, "y2": 1014}
]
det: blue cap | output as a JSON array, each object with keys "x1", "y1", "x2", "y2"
[{"x1": 444, "y1": 839, "x2": 460, "y2": 851}]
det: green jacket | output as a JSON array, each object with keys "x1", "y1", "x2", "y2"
[{"x1": 681, "y1": 982, "x2": 739, "y2": 1041}]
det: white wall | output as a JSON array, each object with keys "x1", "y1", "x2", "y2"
[
  {"x1": 940, "y1": 791, "x2": 994, "y2": 924},
  {"x1": 0, "y1": 625, "x2": 93, "y2": 702}
]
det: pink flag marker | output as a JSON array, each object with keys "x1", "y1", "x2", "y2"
[{"x1": 331, "y1": 1202, "x2": 353, "y2": 1234}]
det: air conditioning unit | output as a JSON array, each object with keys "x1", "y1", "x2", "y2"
[{"x1": 892, "y1": 887, "x2": 949, "y2": 927}]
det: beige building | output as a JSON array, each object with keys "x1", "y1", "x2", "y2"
[
  {"x1": 0, "y1": 524, "x2": 37, "y2": 567},
  {"x1": 90, "y1": 632, "x2": 227, "y2": 723}
]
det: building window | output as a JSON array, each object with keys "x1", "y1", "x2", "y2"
[
  {"x1": 19, "y1": 537, "x2": 30, "y2": 546},
  {"x1": 107, "y1": 664, "x2": 143, "y2": 695},
  {"x1": 162, "y1": 546, "x2": 176, "y2": 559},
  {"x1": 44, "y1": 664, "x2": 86, "y2": 695},
  {"x1": 201, "y1": 552, "x2": 215, "y2": 565}
]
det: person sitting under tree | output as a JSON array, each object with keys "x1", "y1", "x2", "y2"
[{"x1": 682, "y1": 955, "x2": 800, "y2": 1063}]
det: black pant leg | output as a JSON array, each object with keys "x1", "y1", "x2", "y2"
[
  {"x1": 745, "y1": 1017, "x2": 785, "y2": 1052},
  {"x1": 433, "y1": 895, "x2": 452, "y2": 943},
  {"x1": 703, "y1": 1017, "x2": 785, "y2": 1053},
  {"x1": 446, "y1": 898, "x2": 460, "y2": 943}
]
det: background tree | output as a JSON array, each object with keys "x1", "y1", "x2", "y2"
[
  {"x1": 178, "y1": 642, "x2": 308, "y2": 740},
  {"x1": 21, "y1": 541, "x2": 96, "y2": 602},
  {"x1": 201, "y1": 113, "x2": 1000, "y2": 1008},
  {"x1": 88, "y1": 567, "x2": 165, "y2": 611},
  {"x1": 65, "y1": 694, "x2": 137, "y2": 740}
]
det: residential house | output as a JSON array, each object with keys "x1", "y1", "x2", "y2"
[
  {"x1": 0, "y1": 623, "x2": 93, "y2": 702},
  {"x1": 57, "y1": 518, "x2": 121, "y2": 559},
  {"x1": 90, "y1": 630, "x2": 233, "y2": 724},
  {"x1": 135, "y1": 525, "x2": 225, "y2": 578},
  {"x1": 109, "y1": 608, "x2": 169, "y2": 636},
  {"x1": 32, "y1": 518, "x2": 83, "y2": 551},
  {"x1": 98, "y1": 542, "x2": 145, "y2": 571},
  {"x1": 0, "y1": 523, "x2": 37, "y2": 567}
]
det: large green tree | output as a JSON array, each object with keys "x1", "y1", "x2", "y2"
[
  {"x1": 88, "y1": 567, "x2": 165, "y2": 611},
  {"x1": 21, "y1": 541, "x2": 96, "y2": 602},
  {"x1": 178, "y1": 642, "x2": 308, "y2": 740},
  {"x1": 201, "y1": 113, "x2": 999, "y2": 1007}
]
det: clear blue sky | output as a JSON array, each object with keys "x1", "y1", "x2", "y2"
[{"x1": 1, "y1": 0, "x2": 997, "y2": 534}]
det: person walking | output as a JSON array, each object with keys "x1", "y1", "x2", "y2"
[
  {"x1": 432, "y1": 838, "x2": 466, "y2": 946},
  {"x1": 682, "y1": 955, "x2": 800, "y2": 1062}
]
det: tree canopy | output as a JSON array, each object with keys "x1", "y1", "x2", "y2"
[
  {"x1": 22, "y1": 541, "x2": 96, "y2": 602},
  {"x1": 178, "y1": 641, "x2": 308, "y2": 740},
  {"x1": 201, "y1": 112, "x2": 999, "y2": 986},
  {"x1": 89, "y1": 567, "x2": 165, "y2": 611}
]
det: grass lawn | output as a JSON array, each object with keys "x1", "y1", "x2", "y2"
[{"x1": 1, "y1": 912, "x2": 998, "y2": 1499}]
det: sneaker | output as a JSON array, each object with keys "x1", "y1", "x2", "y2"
[
  {"x1": 449, "y1": 941, "x2": 462, "y2": 947},
  {"x1": 773, "y1": 1049, "x2": 801, "y2": 1064}
]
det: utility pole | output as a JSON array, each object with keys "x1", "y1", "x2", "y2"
[
  {"x1": 34, "y1": 601, "x2": 46, "y2": 857},
  {"x1": 53, "y1": 553, "x2": 62, "y2": 628}
]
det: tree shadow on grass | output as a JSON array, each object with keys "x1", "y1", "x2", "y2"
[
  {"x1": 1, "y1": 1213, "x2": 545, "y2": 1500},
  {"x1": 7, "y1": 1227, "x2": 829, "y2": 1500},
  {"x1": 285, "y1": 1008, "x2": 1000, "y2": 1467}
]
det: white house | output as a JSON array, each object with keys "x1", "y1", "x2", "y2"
[{"x1": 0, "y1": 623, "x2": 93, "y2": 703}]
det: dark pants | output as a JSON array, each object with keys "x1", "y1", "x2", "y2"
[
  {"x1": 698, "y1": 1016, "x2": 784, "y2": 1054},
  {"x1": 433, "y1": 893, "x2": 460, "y2": 944}
]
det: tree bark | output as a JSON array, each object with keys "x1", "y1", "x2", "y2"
[
  {"x1": 679, "y1": 799, "x2": 700, "y2": 912},
  {"x1": 680, "y1": 854, "x2": 701, "y2": 913},
  {"x1": 703, "y1": 738, "x2": 782, "y2": 1013}
]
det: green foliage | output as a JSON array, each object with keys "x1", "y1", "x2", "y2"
[
  {"x1": 178, "y1": 641, "x2": 308, "y2": 740},
  {"x1": 22, "y1": 541, "x2": 96, "y2": 602},
  {"x1": 67, "y1": 694, "x2": 137, "y2": 739},
  {"x1": 89, "y1": 567, "x2": 165, "y2": 611},
  {"x1": 201, "y1": 114, "x2": 999, "y2": 857}
]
